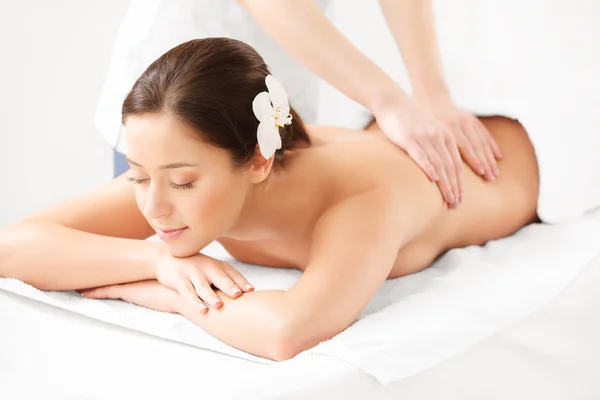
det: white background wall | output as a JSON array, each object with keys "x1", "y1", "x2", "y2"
[{"x1": 0, "y1": 0, "x2": 130, "y2": 227}]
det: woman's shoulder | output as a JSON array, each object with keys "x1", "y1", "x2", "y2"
[
  {"x1": 291, "y1": 124, "x2": 443, "y2": 211},
  {"x1": 302, "y1": 124, "x2": 420, "y2": 187}
]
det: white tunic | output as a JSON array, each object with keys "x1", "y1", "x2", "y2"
[{"x1": 95, "y1": 0, "x2": 333, "y2": 154}]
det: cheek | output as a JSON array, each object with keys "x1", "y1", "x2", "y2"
[{"x1": 192, "y1": 176, "x2": 247, "y2": 226}]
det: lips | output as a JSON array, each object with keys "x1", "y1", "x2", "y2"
[
  {"x1": 155, "y1": 226, "x2": 188, "y2": 241},
  {"x1": 157, "y1": 227, "x2": 186, "y2": 233}
]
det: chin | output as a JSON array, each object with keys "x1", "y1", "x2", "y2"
[{"x1": 164, "y1": 241, "x2": 204, "y2": 258}]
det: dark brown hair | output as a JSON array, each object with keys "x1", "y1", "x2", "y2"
[{"x1": 121, "y1": 37, "x2": 311, "y2": 167}]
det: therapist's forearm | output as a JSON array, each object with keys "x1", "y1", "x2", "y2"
[
  {"x1": 0, "y1": 221, "x2": 159, "y2": 291},
  {"x1": 239, "y1": 0, "x2": 405, "y2": 110},
  {"x1": 379, "y1": 0, "x2": 449, "y2": 98}
]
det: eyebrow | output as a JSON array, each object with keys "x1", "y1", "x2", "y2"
[{"x1": 125, "y1": 157, "x2": 199, "y2": 170}]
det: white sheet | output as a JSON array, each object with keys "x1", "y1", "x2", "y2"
[
  {"x1": 2, "y1": 207, "x2": 600, "y2": 387},
  {"x1": 309, "y1": 207, "x2": 600, "y2": 384},
  {"x1": 0, "y1": 289, "x2": 393, "y2": 400},
  {"x1": 379, "y1": 251, "x2": 600, "y2": 399},
  {"x1": 4, "y1": 250, "x2": 600, "y2": 399}
]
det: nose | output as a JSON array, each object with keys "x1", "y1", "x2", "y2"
[{"x1": 143, "y1": 183, "x2": 173, "y2": 220}]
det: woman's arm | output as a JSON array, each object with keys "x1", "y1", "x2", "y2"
[
  {"x1": 0, "y1": 173, "x2": 159, "y2": 290},
  {"x1": 0, "y1": 172, "x2": 255, "y2": 301},
  {"x1": 378, "y1": 0, "x2": 449, "y2": 98},
  {"x1": 238, "y1": 0, "x2": 402, "y2": 111},
  {"x1": 379, "y1": 0, "x2": 503, "y2": 180},
  {"x1": 0, "y1": 221, "x2": 160, "y2": 291},
  {"x1": 86, "y1": 184, "x2": 417, "y2": 361},
  {"x1": 190, "y1": 186, "x2": 408, "y2": 360}
]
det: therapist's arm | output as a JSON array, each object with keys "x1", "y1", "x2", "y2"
[
  {"x1": 379, "y1": 0, "x2": 502, "y2": 181},
  {"x1": 239, "y1": 0, "x2": 466, "y2": 208},
  {"x1": 238, "y1": 0, "x2": 404, "y2": 111},
  {"x1": 378, "y1": 0, "x2": 449, "y2": 98}
]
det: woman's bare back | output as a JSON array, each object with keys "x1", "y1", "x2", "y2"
[
  {"x1": 220, "y1": 116, "x2": 539, "y2": 278},
  {"x1": 388, "y1": 116, "x2": 539, "y2": 276}
]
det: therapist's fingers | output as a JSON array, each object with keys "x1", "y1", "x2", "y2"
[
  {"x1": 430, "y1": 135, "x2": 460, "y2": 208},
  {"x1": 420, "y1": 139, "x2": 456, "y2": 206},
  {"x1": 444, "y1": 127, "x2": 464, "y2": 204},
  {"x1": 475, "y1": 121, "x2": 499, "y2": 179},
  {"x1": 454, "y1": 124, "x2": 484, "y2": 178},
  {"x1": 481, "y1": 119, "x2": 504, "y2": 160},
  {"x1": 462, "y1": 122, "x2": 493, "y2": 179},
  {"x1": 404, "y1": 141, "x2": 440, "y2": 184}
]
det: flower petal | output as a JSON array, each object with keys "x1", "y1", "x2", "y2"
[
  {"x1": 257, "y1": 120, "x2": 281, "y2": 159},
  {"x1": 265, "y1": 75, "x2": 290, "y2": 114},
  {"x1": 252, "y1": 91, "x2": 273, "y2": 122}
]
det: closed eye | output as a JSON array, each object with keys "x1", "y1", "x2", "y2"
[
  {"x1": 170, "y1": 182, "x2": 195, "y2": 190},
  {"x1": 127, "y1": 177, "x2": 148, "y2": 184},
  {"x1": 127, "y1": 176, "x2": 195, "y2": 190}
]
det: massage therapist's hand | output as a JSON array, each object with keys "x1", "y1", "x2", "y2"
[
  {"x1": 154, "y1": 247, "x2": 254, "y2": 311},
  {"x1": 415, "y1": 94, "x2": 503, "y2": 182},
  {"x1": 372, "y1": 92, "x2": 464, "y2": 207}
]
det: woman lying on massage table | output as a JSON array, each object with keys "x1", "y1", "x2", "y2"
[{"x1": 0, "y1": 38, "x2": 539, "y2": 361}]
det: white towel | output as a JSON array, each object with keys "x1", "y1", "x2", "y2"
[
  {"x1": 306, "y1": 208, "x2": 600, "y2": 384},
  {"x1": 2, "y1": 208, "x2": 600, "y2": 385}
]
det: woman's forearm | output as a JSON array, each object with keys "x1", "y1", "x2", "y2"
[
  {"x1": 239, "y1": 0, "x2": 404, "y2": 110},
  {"x1": 378, "y1": 0, "x2": 449, "y2": 98},
  {"x1": 0, "y1": 221, "x2": 159, "y2": 291},
  {"x1": 175, "y1": 288, "x2": 309, "y2": 361}
]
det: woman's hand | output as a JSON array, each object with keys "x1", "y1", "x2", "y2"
[
  {"x1": 154, "y1": 248, "x2": 254, "y2": 311},
  {"x1": 372, "y1": 93, "x2": 464, "y2": 207},
  {"x1": 415, "y1": 94, "x2": 503, "y2": 182},
  {"x1": 80, "y1": 280, "x2": 179, "y2": 314}
]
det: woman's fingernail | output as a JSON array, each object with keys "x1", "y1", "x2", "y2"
[
  {"x1": 212, "y1": 297, "x2": 222, "y2": 306},
  {"x1": 448, "y1": 192, "x2": 455, "y2": 204},
  {"x1": 244, "y1": 283, "x2": 254, "y2": 291},
  {"x1": 231, "y1": 286, "x2": 241, "y2": 295},
  {"x1": 197, "y1": 302, "x2": 207, "y2": 310},
  {"x1": 493, "y1": 166, "x2": 500, "y2": 176}
]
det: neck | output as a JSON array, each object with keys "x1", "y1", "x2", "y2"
[{"x1": 221, "y1": 169, "x2": 285, "y2": 243}]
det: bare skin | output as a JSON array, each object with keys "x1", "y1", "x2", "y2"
[
  {"x1": 220, "y1": 115, "x2": 538, "y2": 277},
  {"x1": 0, "y1": 114, "x2": 538, "y2": 361}
]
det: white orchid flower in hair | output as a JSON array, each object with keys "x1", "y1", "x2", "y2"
[{"x1": 252, "y1": 75, "x2": 293, "y2": 159}]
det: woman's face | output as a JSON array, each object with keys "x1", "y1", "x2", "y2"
[{"x1": 124, "y1": 112, "x2": 252, "y2": 257}]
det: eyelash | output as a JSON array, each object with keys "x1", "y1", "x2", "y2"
[{"x1": 127, "y1": 177, "x2": 195, "y2": 190}]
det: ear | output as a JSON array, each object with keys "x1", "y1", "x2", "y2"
[{"x1": 247, "y1": 144, "x2": 275, "y2": 183}]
